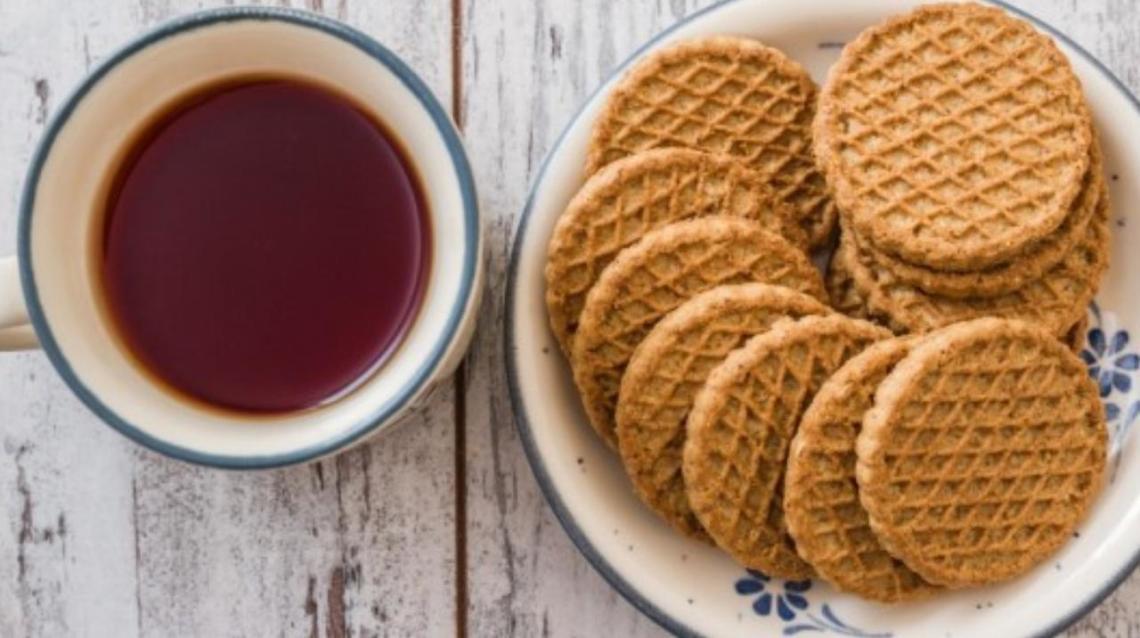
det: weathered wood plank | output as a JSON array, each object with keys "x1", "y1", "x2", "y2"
[
  {"x1": 0, "y1": 3, "x2": 154, "y2": 634},
  {"x1": 459, "y1": 1, "x2": 708, "y2": 636},
  {"x1": 0, "y1": 1, "x2": 458, "y2": 636}
]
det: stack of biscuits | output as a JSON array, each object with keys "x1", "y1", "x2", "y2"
[
  {"x1": 815, "y1": 3, "x2": 1109, "y2": 339},
  {"x1": 544, "y1": 2, "x2": 1109, "y2": 603}
]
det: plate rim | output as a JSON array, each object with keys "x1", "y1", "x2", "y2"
[{"x1": 504, "y1": 0, "x2": 1140, "y2": 635}]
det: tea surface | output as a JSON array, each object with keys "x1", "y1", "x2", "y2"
[{"x1": 102, "y1": 80, "x2": 430, "y2": 412}]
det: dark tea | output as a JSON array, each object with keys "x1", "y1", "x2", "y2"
[{"x1": 100, "y1": 79, "x2": 430, "y2": 413}]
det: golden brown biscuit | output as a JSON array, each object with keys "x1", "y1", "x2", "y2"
[
  {"x1": 855, "y1": 140, "x2": 1103, "y2": 299},
  {"x1": 545, "y1": 148, "x2": 807, "y2": 352},
  {"x1": 786, "y1": 337, "x2": 938, "y2": 602},
  {"x1": 815, "y1": 3, "x2": 1093, "y2": 269},
  {"x1": 825, "y1": 244, "x2": 871, "y2": 319},
  {"x1": 856, "y1": 318, "x2": 1107, "y2": 587},
  {"x1": 840, "y1": 185, "x2": 1109, "y2": 338},
  {"x1": 683, "y1": 315, "x2": 889, "y2": 577},
  {"x1": 572, "y1": 217, "x2": 824, "y2": 447},
  {"x1": 617, "y1": 283, "x2": 830, "y2": 540},
  {"x1": 587, "y1": 36, "x2": 836, "y2": 246},
  {"x1": 1065, "y1": 314, "x2": 1090, "y2": 354}
]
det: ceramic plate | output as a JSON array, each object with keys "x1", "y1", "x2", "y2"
[{"x1": 505, "y1": 1, "x2": 1140, "y2": 635}]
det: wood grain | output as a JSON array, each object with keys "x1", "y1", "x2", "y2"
[
  {"x1": 457, "y1": 2, "x2": 727, "y2": 637},
  {"x1": 0, "y1": 2, "x2": 457, "y2": 637},
  {"x1": 0, "y1": 1, "x2": 1137, "y2": 636}
]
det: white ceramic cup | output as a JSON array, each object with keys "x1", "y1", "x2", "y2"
[{"x1": 0, "y1": 8, "x2": 483, "y2": 468}]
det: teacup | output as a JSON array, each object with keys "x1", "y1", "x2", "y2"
[{"x1": 0, "y1": 8, "x2": 482, "y2": 468}]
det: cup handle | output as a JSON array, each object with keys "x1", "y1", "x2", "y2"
[{"x1": 0, "y1": 256, "x2": 39, "y2": 350}]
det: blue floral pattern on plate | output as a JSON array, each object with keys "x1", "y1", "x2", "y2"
[
  {"x1": 1083, "y1": 302, "x2": 1140, "y2": 479},
  {"x1": 733, "y1": 303, "x2": 1140, "y2": 635},
  {"x1": 1083, "y1": 311, "x2": 1139, "y2": 398},
  {"x1": 735, "y1": 570, "x2": 891, "y2": 637}
]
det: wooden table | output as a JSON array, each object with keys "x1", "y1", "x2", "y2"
[{"x1": 0, "y1": 1, "x2": 1136, "y2": 635}]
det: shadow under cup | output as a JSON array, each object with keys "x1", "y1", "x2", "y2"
[{"x1": 20, "y1": 10, "x2": 479, "y2": 468}]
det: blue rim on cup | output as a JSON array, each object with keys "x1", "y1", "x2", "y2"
[
  {"x1": 13, "y1": 7, "x2": 481, "y2": 469},
  {"x1": 504, "y1": 0, "x2": 1140, "y2": 635}
]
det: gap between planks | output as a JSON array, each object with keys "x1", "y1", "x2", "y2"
[{"x1": 450, "y1": 0, "x2": 469, "y2": 637}]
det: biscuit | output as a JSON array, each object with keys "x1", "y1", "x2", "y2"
[
  {"x1": 856, "y1": 140, "x2": 1103, "y2": 299},
  {"x1": 825, "y1": 244, "x2": 871, "y2": 320},
  {"x1": 572, "y1": 217, "x2": 824, "y2": 446},
  {"x1": 841, "y1": 185, "x2": 1110, "y2": 337},
  {"x1": 617, "y1": 283, "x2": 830, "y2": 540},
  {"x1": 856, "y1": 318, "x2": 1107, "y2": 587},
  {"x1": 827, "y1": 233, "x2": 908, "y2": 335},
  {"x1": 545, "y1": 148, "x2": 807, "y2": 352},
  {"x1": 1065, "y1": 314, "x2": 1090, "y2": 354},
  {"x1": 815, "y1": 2, "x2": 1093, "y2": 270},
  {"x1": 785, "y1": 337, "x2": 938, "y2": 602},
  {"x1": 683, "y1": 315, "x2": 889, "y2": 577},
  {"x1": 586, "y1": 36, "x2": 836, "y2": 246}
]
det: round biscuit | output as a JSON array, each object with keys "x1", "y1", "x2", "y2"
[
  {"x1": 856, "y1": 318, "x2": 1107, "y2": 588},
  {"x1": 572, "y1": 217, "x2": 824, "y2": 447},
  {"x1": 587, "y1": 36, "x2": 836, "y2": 247},
  {"x1": 617, "y1": 283, "x2": 830, "y2": 540},
  {"x1": 815, "y1": 3, "x2": 1093, "y2": 269},
  {"x1": 840, "y1": 184, "x2": 1110, "y2": 338},
  {"x1": 545, "y1": 148, "x2": 807, "y2": 352},
  {"x1": 785, "y1": 337, "x2": 939, "y2": 602},
  {"x1": 856, "y1": 140, "x2": 1103, "y2": 298},
  {"x1": 683, "y1": 314, "x2": 889, "y2": 577}
]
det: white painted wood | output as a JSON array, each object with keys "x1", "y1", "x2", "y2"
[
  {"x1": 1, "y1": 0, "x2": 1137, "y2": 636},
  {"x1": 0, "y1": 1, "x2": 457, "y2": 637},
  {"x1": 459, "y1": 1, "x2": 722, "y2": 634}
]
